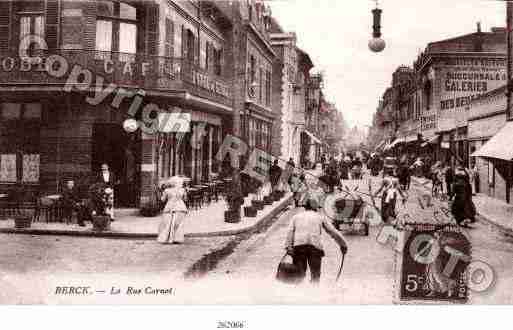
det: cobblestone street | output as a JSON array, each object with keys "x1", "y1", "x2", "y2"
[{"x1": 2, "y1": 174, "x2": 512, "y2": 304}]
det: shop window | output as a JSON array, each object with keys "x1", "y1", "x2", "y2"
[
  {"x1": 0, "y1": 103, "x2": 41, "y2": 184},
  {"x1": 95, "y1": 1, "x2": 139, "y2": 60}
]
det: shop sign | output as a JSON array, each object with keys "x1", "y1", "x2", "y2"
[
  {"x1": 421, "y1": 113, "x2": 436, "y2": 131},
  {"x1": 190, "y1": 69, "x2": 229, "y2": 98},
  {"x1": 439, "y1": 56, "x2": 506, "y2": 112}
]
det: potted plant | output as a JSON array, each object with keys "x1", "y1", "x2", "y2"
[
  {"x1": 251, "y1": 181, "x2": 265, "y2": 211},
  {"x1": 140, "y1": 184, "x2": 164, "y2": 217},
  {"x1": 10, "y1": 186, "x2": 33, "y2": 229},
  {"x1": 243, "y1": 178, "x2": 259, "y2": 218},
  {"x1": 88, "y1": 183, "x2": 112, "y2": 232}
]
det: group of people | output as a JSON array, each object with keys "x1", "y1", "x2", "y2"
[
  {"x1": 61, "y1": 163, "x2": 117, "y2": 227},
  {"x1": 430, "y1": 161, "x2": 477, "y2": 228}
]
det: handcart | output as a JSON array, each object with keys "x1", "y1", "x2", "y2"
[{"x1": 328, "y1": 188, "x2": 369, "y2": 236}]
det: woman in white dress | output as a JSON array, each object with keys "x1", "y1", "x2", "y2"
[{"x1": 157, "y1": 176, "x2": 188, "y2": 244}]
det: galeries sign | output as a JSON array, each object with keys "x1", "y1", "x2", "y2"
[{"x1": 439, "y1": 56, "x2": 506, "y2": 111}]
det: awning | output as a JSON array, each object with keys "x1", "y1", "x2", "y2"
[
  {"x1": 472, "y1": 122, "x2": 513, "y2": 160},
  {"x1": 303, "y1": 130, "x2": 322, "y2": 144},
  {"x1": 388, "y1": 138, "x2": 405, "y2": 149},
  {"x1": 404, "y1": 135, "x2": 418, "y2": 143},
  {"x1": 375, "y1": 140, "x2": 386, "y2": 151},
  {"x1": 421, "y1": 135, "x2": 438, "y2": 147}
]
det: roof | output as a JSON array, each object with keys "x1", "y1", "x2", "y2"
[{"x1": 296, "y1": 47, "x2": 314, "y2": 69}]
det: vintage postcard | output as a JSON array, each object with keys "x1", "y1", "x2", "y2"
[{"x1": 0, "y1": 0, "x2": 512, "y2": 308}]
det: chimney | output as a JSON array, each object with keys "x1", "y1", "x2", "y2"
[{"x1": 477, "y1": 22, "x2": 482, "y2": 33}]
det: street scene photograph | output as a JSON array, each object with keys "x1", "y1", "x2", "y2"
[{"x1": 0, "y1": 0, "x2": 512, "y2": 307}]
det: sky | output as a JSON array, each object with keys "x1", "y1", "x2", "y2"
[{"x1": 268, "y1": 0, "x2": 506, "y2": 130}]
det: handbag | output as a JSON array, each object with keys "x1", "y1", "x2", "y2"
[{"x1": 275, "y1": 252, "x2": 303, "y2": 284}]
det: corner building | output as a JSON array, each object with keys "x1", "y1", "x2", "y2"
[{"x1": 0, "y1": 0, "x2": 238, "y2": 207}]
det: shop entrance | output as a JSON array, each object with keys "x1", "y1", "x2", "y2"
[{"x1": 92, "y1": 123, "x2": 141, "y2": 207}]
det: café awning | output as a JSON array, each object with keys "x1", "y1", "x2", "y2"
[
  {"x1": 471, "y1": 122, "x2": 513, "y2": 160},
  {"x1": 421, "y1": 135, "x2": 438, "y2": 147},
  {"x1": 303, "y1": 130, "x2": 322, "y2": 144},
  {"x1": 388, "y1": 137, "x2": 404, "y2": 149}
]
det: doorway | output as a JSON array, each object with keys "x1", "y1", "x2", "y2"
[{"x1": 92, "y1": 123, "x2": 141, "y2": 207}]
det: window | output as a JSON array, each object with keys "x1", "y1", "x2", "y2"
[
  {"x1": 19, "y1": 14, "x2": 45, "y2": 55},
  {"x1": 259, "y1": 68, "x2": 264, "y2": 103},
  {"x1": 204, "y1": 42, "x2": 210, "y2": 70},
  {"x1": 95, "y1": 20, "x2": 113, "y2": 53},
  {"x1": 249, "y1": 56, "x2": 256, "y2": 83},
  {"x1": 165, "y1": 18, "x2": 174, "y2": 57},
  {"x1": 95, "y1": 1, "x2": 138, "y2": 60},
  {"x1": 214, "y1": 48, "x2": 222, "y2": 76},
  {"x1": 0, "y1": 103, "x2": 41, "y2": 183},
  {"x1": 185, "y1": 29, "x2": 196, "y2": 62},
  {"x1": 265, "y1": 70, "x2": 271, "y2": 106},
  {"x1": 424, "y1": 81, "x2": 432, "y2": 111}
]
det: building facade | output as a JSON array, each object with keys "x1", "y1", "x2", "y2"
[
  {"x1": 0, "y1": 0, "x2": 275, "y2": 207},
  {"x1": 414, "y1": 26, "x2": 507, "y2": 166}
]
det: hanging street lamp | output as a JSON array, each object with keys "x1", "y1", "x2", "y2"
[{"x1": 369, "y1": 1, "x2": 386, "y2": 53}]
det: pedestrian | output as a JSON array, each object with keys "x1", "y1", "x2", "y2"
[
  {"x1": 157, "y1": 176, "x2": 188, "y2": 244},
  {"x1": 374, "y1": 176, "x2": 406, "y2": 224},
  {"x1": 469, "y1": 162, "x2": 479, "y2": 195},
  {"x1": 444, "y1": 163, "x2": 454, "y2": 199},
  {"x1": 339, "y1": 157, "x2": 350, "y2": 180},
  {"x1": 287, "y1": 158, "x2": 296, "y2": 169},
  {"x1": 269, "y1": 159, "x2": 282, "y2": 193},
  {"x1": 96, "y1": 163, "x2": 118, "y2": 221},
  {"x1": 284, "y1": 195, "x2": 348, "y2": 284},
  {"x1": 289, "y1": 172, "x2": 308, "y2": 207},
  {"x1": 350, "y1": 157, "x2": 363, "y2": 179},
  {"x1": 61, "y1": 180, "x2": 82, "y2": 226},
  {"x1": 451, "y1": 165, "x2": 476, "y2": 227},
  {"x1": 397, "y1": 161, "x2": 411, "y2": 191}
]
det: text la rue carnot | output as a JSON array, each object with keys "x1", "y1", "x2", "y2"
[{"x1": 54, "y1": 286, "x2": 175, "y2": 296}]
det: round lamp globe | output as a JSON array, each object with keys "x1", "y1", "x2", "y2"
[{"x1": 369, "y1": 38, "x2": 386, "y2": 53}]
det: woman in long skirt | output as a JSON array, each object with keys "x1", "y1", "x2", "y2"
[
  {"x1": 158, "y1": 176, "x2": 188, "y2": 244},
  {"x1": 451, "y1": 166, "x2": 476, "y2": 227}
]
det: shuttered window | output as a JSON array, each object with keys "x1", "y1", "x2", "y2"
[{"x1": 165, "y1": 18, "x2": 174, "y2": 57}]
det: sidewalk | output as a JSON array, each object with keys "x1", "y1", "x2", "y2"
[
  {"x1": 0, "y1": 193, "x2": 293, "y2": 239},
  {"x1": 411, "y1": 176, "x2": 513, "y2": 234}
]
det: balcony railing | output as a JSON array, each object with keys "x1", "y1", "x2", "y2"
[{"x1": 0, "y1": 49, "x2": 232, "y2": 107}]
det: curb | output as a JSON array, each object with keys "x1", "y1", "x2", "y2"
[
  {"x1": 0, "y1": 195, "x2": 293, "y2": 239},
  {"x1": 411, "y1": 177, "x2": 513, "y2": 235}
]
